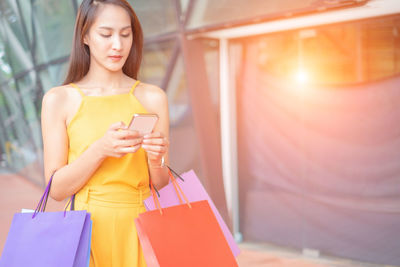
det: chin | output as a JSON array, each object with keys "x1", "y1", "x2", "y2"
[
  {"x1": 93, "y1": 56, "x2": 127, "y2": 73},
  {"x1": 106, "y1": 66, "x2": 124, "y2": 72},
  {"x1": 104, "y1": 62, "x2": 125, "y2": 72}
]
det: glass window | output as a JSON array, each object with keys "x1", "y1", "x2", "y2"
[
  {"x1": 0, "y1": 0, "x2": 34, "y2": 73},
  {"x1": 27, "y1": 0, "x2": 76, "y2": 64},
  {"x1": 15, "y1": 73, "x2": 42, "y2": 151},
  {"x1": 140, "y1": 39, "x2": 176, "y2": 87},
  {"x1": 186, "y1": 0, "x2": 367, "y2": 30},
  {"x1": 238, "y1": 14, "x2": 400, "y2": 85},
  {"x1": 165, "y1": 55, "x2": 204, "y2": 177},
  {"x1": 128, "y1": 0, "x2": 178, "y2": 37},
  {"x1": 40, "y1": 62, "x2": 69, "y2": 91},
  {"x1": 0, "y1": 80, "x2": 38, "y2": 173},
  {"x1": 166, "y1": 54, "x2": 188, "y2": 126},
  {"x1": 0, "y1": 36, "x2": 13, "y2": 82}
]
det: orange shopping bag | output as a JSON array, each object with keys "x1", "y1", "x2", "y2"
[{"x1": 135, "y1": 169, "x2": 238, "y2": 267}]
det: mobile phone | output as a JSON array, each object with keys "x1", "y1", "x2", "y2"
[{"x1": 128, "y1": 113, "x2": 159, "y2": 135}]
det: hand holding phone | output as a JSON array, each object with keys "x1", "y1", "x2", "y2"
[
  {"x1": 128, "y1": 113, "x2": 159, "y2": 136},
  {"x1": 96, "y1": 121, "x2": 143, "y2": 159}
]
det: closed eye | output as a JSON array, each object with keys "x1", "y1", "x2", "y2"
[{"x1": 100, "y1": 34, "x2": 130, "y2": 38}]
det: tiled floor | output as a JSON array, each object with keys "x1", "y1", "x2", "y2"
[
  {"x1": 0, "y1": 172, "x2": 397, "y2": 267},
  {"x1": 236, "y1": 242, "x2": 396, "y2": 267}
]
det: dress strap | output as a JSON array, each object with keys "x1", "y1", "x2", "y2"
[
  {"x1": 129, "y1": 80, "x2": 140, "y2": 95},
  {"x1": 69, "y1": 83, "x2": 85, "y2": 97}
]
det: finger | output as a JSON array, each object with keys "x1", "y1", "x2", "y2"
[
  {"x1": 115, "y1": 138, "x2": 142, "y2": 148},
  {"x1": 142, "y1": 137, "x2": 167, "y2": 146},
  {"x1": 114, "y1": 130, "x2": 142, "y2": 139},
  {"x1": 109, "y1": 152, "x2": 125, "y2": 158},
  {"x1": 143, "y1": 131, "x2": 164, "y2": 139},
  {"x1": 118, "y1": 145, "x2": 141, "y2": 153},
  {"x1": 142, "y1": 144, "x2": 167, "y2": 153},
  {"x1": 146, "y1": 151, "x2": 164, "y2": 157},
  {"x1": 126, "y1": 130, "x2": 141, "y2": 138},
  {"x1": 109, "y1": 121, "x2": 127, "y2": 131}
]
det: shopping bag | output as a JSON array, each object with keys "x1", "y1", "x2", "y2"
[
  {"x1": 0, "y1": 174, "x2": 92, "y2": 267},
  {"x1": 144, "y1": 168, "x2": 240, "y2": 257},
  {"x1": 135, "y1": 169, "x2": 238, "y2": 267}
]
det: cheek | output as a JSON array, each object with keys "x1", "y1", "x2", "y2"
[
  {"x1": 89, "y1": 36, "x2": 110, "y2": 54},
  {"x1": 124, "y1": 37, "x2": 133, "y2": 53}
]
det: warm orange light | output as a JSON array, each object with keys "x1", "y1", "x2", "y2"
[{"x1": 295, "y1": 69, "x2": 309, "y2": 84}]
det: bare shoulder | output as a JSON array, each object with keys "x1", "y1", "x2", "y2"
[
  {"x1": 137, "y1": 82, "x2": 167, "y2": 101},
  {"x1": 42, "y1": 84, "x2": 79, "y2": 118},
  {"x1": 43, "y1": 84, "x2": 75, "y2": 101},
  {"x1": 135, "y1": 82, "x2": 168, "y2": 113}
]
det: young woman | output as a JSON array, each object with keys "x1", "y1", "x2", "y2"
[{"x1": 41, "y1": 0, "x2": 169, "y2": 266}]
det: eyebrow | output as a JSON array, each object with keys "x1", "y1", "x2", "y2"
[{"x1": 98, "y1": 26, "x2": 131, "y2": 30}]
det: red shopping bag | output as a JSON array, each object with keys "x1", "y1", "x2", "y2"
[
  {"x1": 143, "y1": 168, "x2": 240, "y2": 257},
  {"x1": 135, "y1": 169, "x2": 238, "y2": 267}
]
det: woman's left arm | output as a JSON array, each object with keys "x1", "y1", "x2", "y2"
[{"x1": 140, "y1": 85, "x2": 170, "y2": 190}]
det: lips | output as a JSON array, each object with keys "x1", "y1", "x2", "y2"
[{"x1": 109, "y1": 55, "x2": 122, "y2": 60}]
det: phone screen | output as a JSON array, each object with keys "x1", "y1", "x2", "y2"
[{"x1": 128, "y1": 113, "x2": 158, "y2": 135}]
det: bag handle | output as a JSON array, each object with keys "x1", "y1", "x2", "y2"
[
  {"x1": 32, "y1": 172, "x2": 74, "y2": 218},
  {"x1": 168, "y1": 167, "x2": 191, "y2": 207},
  {"x1": 149, "y1": 167, "x2": 184, "y2": 198},
  {"x1": 32, "y1": 172, "x2": 54, "y2": 218},
  {"x1": 150, "y1": 182, "x2": 163, "y2": 214},
  {"x1": 63, "y1": 194, "x2": 75, "y2": 217},
  {"x1": 150, "y1": 166, "x2": 192, "y2": 215}
]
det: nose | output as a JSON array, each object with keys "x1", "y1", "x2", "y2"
[{"x1": 112, "y1": 35, "x2": 122, "y2": 51}]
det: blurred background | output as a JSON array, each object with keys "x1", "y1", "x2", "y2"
[{"x1": 1, "y1": 0, "x2": 400, "y2": 266}]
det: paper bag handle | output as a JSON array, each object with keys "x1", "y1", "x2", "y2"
[
  {"x1": 32, "y1": 172, "x2": 74, "y2": 218},
  {"x1": 32, "y1": 172, "x2": 54, "y2": 218},
  {"x1": 150, "y1": 166, "x2": 192, "y2": 215}
]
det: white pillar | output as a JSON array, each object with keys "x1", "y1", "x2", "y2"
[{"x1": 219, "y1": 38, "x2": 242, "y2": 242}]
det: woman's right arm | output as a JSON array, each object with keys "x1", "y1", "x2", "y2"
[{"x1": 41, "y1": 87, "x2": 142, "y2": 201}]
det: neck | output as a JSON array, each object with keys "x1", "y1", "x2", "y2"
[{"x1": 80, "y1": 59, "x2": 128, "y2": 89}]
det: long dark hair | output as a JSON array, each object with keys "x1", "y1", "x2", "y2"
[{"x1": 63, "y1": 0, "x2": 143, "y2": 85}]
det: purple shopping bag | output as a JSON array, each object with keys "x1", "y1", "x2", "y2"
[
  {"x1": 0, "y1": 174, "x2": 92, "y2": 267},
  {"x1": 144, "y1": 168, "x2": 240, "y2": 257}
]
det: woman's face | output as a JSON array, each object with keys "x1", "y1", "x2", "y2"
[{"x1": 84, "y1": 4, "x2": 133, "y2": 72}]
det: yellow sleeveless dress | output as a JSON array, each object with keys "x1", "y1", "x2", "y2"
[{"x1": 67, "y1": 80, "x2": 150, "y2": 267}]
